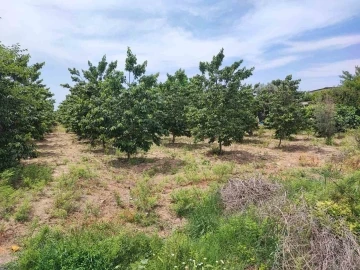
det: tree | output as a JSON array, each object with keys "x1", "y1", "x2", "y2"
[
  {"x1": 264, "y1": 75, "x2": 306, "y2": 147},
  {"x1": 187, "y1": 49, "x2": 255, "y2": 153},
  {"x1": 107, "y1": 48, "x2": 166, "y2": 159},
  {"x1": 313, "y1": 96, "x2": 336, "y2": 144},
  {"x1": 58, "y1": 56, "x2": 119, "y2": 147},
  {"x1": 0, "y1": 43, "x2": 54, "y2": 171},
  {"x1": 160, "y1": 69, "x2": 191, "y2": 143},
  {"x1": 335, "y1": 105, "x2": 360, "y2": 132},
  {"x1": 254, "y1": 83, "x2": 277, "y2": 123}
]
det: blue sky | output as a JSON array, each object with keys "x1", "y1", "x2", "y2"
[{"x1": 1, "y1": 0, "x2": 360, "y2": 106}]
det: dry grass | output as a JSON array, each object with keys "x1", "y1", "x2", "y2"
[
  {"x1": 1, "y1": 128, "x2": 355, "y2": 266},
  {"x1": 270, "y1": 200, "x2": 360, "y2": 270}
]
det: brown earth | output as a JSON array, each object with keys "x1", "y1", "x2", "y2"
[{"x1": 0, "y1": 128, "x2": 345, "y2": 266}]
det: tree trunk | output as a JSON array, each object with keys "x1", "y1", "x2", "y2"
[
  {"x1": 172, "y1": 133, "x2": 176, "y2": 144},
  {"x1": 278, "y1": 137, "x2": 282, "y2": 148},
  {"x1": 127, "y1": 152, "x2": 131, "y2": 160},
  {"x1": 219, "y1": 141, "x2": 222, "y2": 154}
]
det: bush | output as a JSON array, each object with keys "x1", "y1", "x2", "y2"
[{"x1": 335, "y1": 105, "x2": 360, "y2": 132}]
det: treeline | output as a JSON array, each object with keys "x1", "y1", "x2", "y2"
[
  {"x1": 1, "y1": 43, "x2": 359, "y2": 170},
  {"x1": 58, "y1": 48, "x2": 360, "y2": 156},
  {"x1": 0, "y1": 44, "x2": 54, "y2": 171}
]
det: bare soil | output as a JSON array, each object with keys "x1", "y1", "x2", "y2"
[{"x1": 0, "y1": 129, "x2": 344, "y2": 266}]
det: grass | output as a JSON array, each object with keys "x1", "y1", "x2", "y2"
[
  {"x1": 52, "y1": 164, "x2": 96, "y2": 218},
  {"x1": 171, "y1": 188, "x2": 206, "y2": 217},
  {"x1": 14, "y1": 200, "x2": 32, "y2": 222},
  {"x1": 11, "y1": 190, "x2": 280, "y2": 270},
  {"x1": 4, "y1": 130, "x2": 360, "y2": 269},
  {"x1": 0, "y1": 164, "x2": 52, "y2": 221}
]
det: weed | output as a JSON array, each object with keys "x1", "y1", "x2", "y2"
[
  {"x1": 171, "y1": 188, "x2": 206, "y2": 217},
  {"x1": 113, "y1": 191, "x2": 124, "y2": 208},
  {"x1": 69, "y1": 164, "x2": 95, "y2": 180},
  {"x1": 354, "y1": 128, "x2": 360, "y2": 149},
  {"x1": 14, "y1": 200, "x2": 31, "y2": 222},
  {"x1": 131, "y1": 177, "x2": 158, "y2": 212},
  {"x1": 212, "y1": 162, "x2": 234, "y2": 182},
  {"x1": 120, "y1": 208, "x2": 136, "y2": 223},
  {"x1": 0, "y1": 165, "x2": 52, "y2": 219},
  {"x1": 53, "y1": 190, "x2": 79, "y2": 217},
  {"x1": 84, "y1": 202, "x2": 100, "y2": 218}
]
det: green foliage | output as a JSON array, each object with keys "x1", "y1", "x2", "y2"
[
  {"x1": 335, "y1": 105, "x2": 360, "y2": 132},
  {"x1": 0, "y1": 43, "x2": 54, "y2": 170},
  {"x1": 325, "y1": 172, "x2": 360, "y2": 234},
  {"x1": 187, "y1": 49, "x2": 256, "y2": 153},
  {"x1": 264, "y1": 75, "x2": 306, "y2": 146},
  {"x1": 131, "y1": 177, "x2": 158, "y2": 213},
  {"x1": 14, "y1": 200, "x2": 31, "y2": 222},
  {"x1": 58, "y1": 48, "x2": 166, "y2": 158},
  {"x1": 187, "y1": 192, "x2": 223, "y2": 238},
  {"x1": 10, "y1": 225, "x2": 162, "y2": 270},
  {"x1": 313, "y1": 96, "x2": 337, "y2": 140},
  {"x1": 212, "y1": 162, "x2": 234, "y2": 182},
  {"x1": 0, "y1": 164, "x2": 52, "y2": 220},
  {"x1": 171, "y1": 188, "x2": 206, "y2": 217},
  {"x1": 52, "y1": 165, "x2": 94, "y2": 218},
  {"x1": 58, "y1": 55, "x2": 121, "y2": 146},
  {"x1": 160, "y1": 69, "x2": 191, "y2": 143},
  {"x1": 12, "y1": 192, "x2": 279, "y2": 270}
]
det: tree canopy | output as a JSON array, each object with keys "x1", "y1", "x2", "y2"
[{"x1": 0, "y1": 43, "x2": 54, "y2": 170}]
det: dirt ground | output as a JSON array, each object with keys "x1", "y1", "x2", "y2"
[{"x1": 0, "y1": 128, "x2": 345, "y2": 266}]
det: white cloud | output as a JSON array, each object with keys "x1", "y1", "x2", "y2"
[
  {"x1": 284, "y1": 35, "x2": 360, "y2": 53},
  {"x1": 297, "y1": 59, "x2": 360, "y2": 78},
  {"x1": 1, "y1": 0, "x2": 360, "y2": 104},
  {"x1": 256, "y1": 56, "x2": 300, "y2": 70},
  {"x1": 2, "y1": 0, "x2": 359, "y2": 69}
]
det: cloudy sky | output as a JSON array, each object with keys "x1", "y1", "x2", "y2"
[{"x1": 1, "y1": 0, "x2": 360, "y2": 106}]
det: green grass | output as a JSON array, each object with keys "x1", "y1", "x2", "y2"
[
  {"x1": 52, "y1": 164, "x2": 96, "y2": 218},
  {"x1": 171, "y1": 188, "x2": 206, "y2": 217},
  {"x1": 0, "y1": 164, "x2": 52, "y2": 220},
  {"x1": 14, "y1": 200, "x2": 32, "y2": 222},
  {"x1": 11, "y1": 190, "x2": 280, "y2": 270}
]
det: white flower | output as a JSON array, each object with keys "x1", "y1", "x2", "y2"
[{"x1": 171, "y1": 253, "x2": 175, "y2": 256}]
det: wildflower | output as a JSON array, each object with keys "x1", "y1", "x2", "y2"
[{"x1": 171, "y1": 253, "x2": 175, "y2": 256}]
